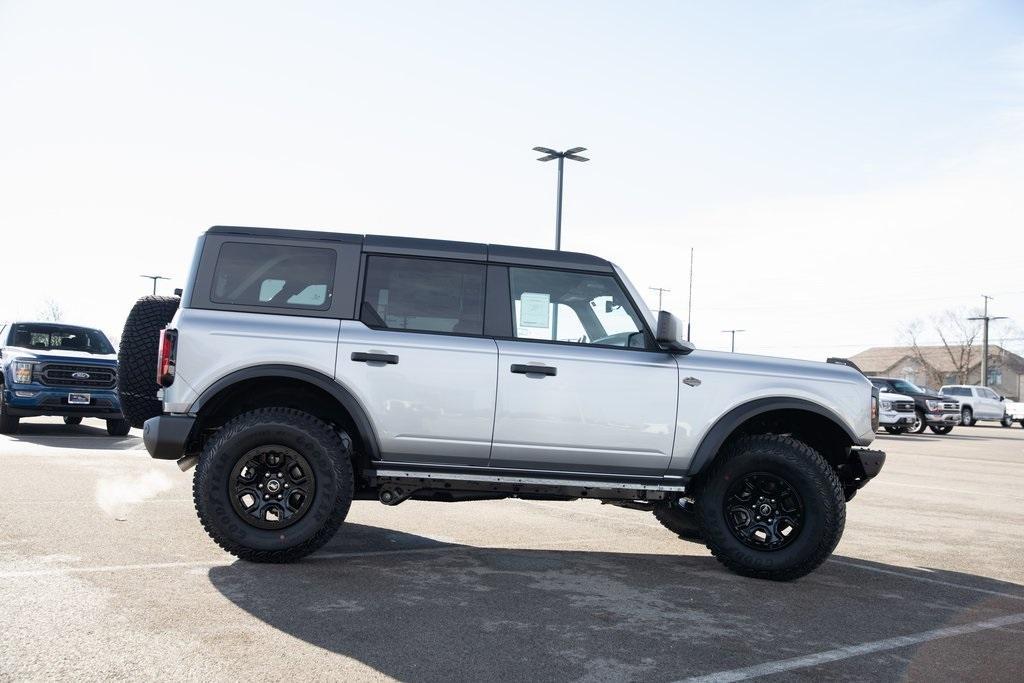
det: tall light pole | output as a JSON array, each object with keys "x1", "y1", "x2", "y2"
[
  {"x1": 968, "y1": 295, "x2": 1007, "y2": 387},
  {"x1": 141, "y1": 275, "x2": 169, "y2": 295},
  {"x1": 722, "y1": 329, "x2": 745, "y2": 353},
  {"x1": 649, "y1": 287, "x2": 670, "y2": 312},
  {"x1": 533, "y1": 146, "x2": 589, "y2": 250}
]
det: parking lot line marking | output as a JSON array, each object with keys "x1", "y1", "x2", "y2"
[
  {"x1": 679, "y1": 611, "x2": 1024, "y2": 683},
  {"x1": 829, "y1": 559, "x2": 1024, "y2": 601}
]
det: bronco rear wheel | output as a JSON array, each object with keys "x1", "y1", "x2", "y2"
[
  {"x1": 117, "y1": 295, "x2": 180, "y2": 428},
  {"x1": 695, "y1": 434, "x2": 845, "y2": 581},
  {"x1": 193, "y1": 407, "x2": 353, "y2": 562}
]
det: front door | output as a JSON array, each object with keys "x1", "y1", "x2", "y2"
[{"x1": 489, "y1": 266, "x2": 678, "y2": 476}]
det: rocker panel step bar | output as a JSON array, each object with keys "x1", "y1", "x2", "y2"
[{"x1": 369, "y1": 468, "x2": 688, "y2": 492}]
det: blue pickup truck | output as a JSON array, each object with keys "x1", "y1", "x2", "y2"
[{"x1": 0, "y1": 322, "x2": 130, "y2": 435}]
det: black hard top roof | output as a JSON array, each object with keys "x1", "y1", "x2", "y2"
[{"x1": 206, "y1": 225, "x2": 613, "y2": 272}]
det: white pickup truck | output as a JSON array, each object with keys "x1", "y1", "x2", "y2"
[{"x1": 1005, "y1": 400, "x2": 1024, "y2": 428}]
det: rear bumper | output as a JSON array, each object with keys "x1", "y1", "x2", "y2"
[
  {"x1": 143, "y1": 415, "x2": 196, "y2": 460},
  {"x1": 2, "y1": 387, "x2": 123, "y2": 419}
]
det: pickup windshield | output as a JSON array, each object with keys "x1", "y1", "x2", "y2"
[
  {"x1": 889, "y1": 379, "x2": 924, "y2": 394},
  {"x1": 6, "y1": 323, "x2": 114, "y2": 355}
]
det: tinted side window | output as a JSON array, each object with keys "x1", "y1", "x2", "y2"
[
  {"x1": 360, "y1": 256, "x2": 485, "y2": 335},
  {"x1": 508, "y1": 267, "x2": 647, "y2": 348},
  {"x1": 210, "y1": 242, "x2": 336, "y2": 310}
]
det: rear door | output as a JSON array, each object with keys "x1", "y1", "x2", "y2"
[
  {"x1": 489, "y1": 266, "x2": 678, "y2": 476},
  {"x1": 336, "y1": 255, "x2": 497, "y2": 467}
]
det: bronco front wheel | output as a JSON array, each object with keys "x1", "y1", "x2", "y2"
[
  {"x1": 193, "y1": 407, "x2": 353, "y2": 562},
  {"x1": 695, "y1": 434, "x2": 845, "y2": 581}
]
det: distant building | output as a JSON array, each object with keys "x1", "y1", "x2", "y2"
[{"x1": 849, "y1": 345, "x2": 1024, "y2": 399}]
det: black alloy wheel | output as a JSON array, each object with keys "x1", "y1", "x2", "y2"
[
  {"x1": 723, "y1": 472, "x2": 804, "y2": 551},
  {"x1": 229, "y1": 445, "x2": 316, "y2": 530}
]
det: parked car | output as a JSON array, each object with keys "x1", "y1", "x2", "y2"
[
  {"x1": 939, "y1": 385, "x2": 1010, "y2": 427},
  {"x1": 121, "y1": 225, "x2": 885, "y2": 581},
  {"x1": 0, "y1": 322, "x2": 129, "y2": 435},
  {"x1": 868, "y1": 377, "x2": 960, "y2": 434},
  {"x1": 1005, "y1": 400, "x2": 1024, "y2": 427},
  {"x1": 877, "y1": 391, "x2": 917, "y2": 434}
]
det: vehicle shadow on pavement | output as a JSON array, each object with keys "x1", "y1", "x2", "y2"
[
  {"x1": 5, "y1": 422, "x2": 141, "y2": 450},
  {"x1": 208, "y1": 523, "x2": 1024, "y2": 682}
]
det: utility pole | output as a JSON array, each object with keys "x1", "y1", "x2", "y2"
[
  {"x1": 532, "y1": 146, "x2": 589, "y2": 250},
  {"x1": 649, "y1": 287, "x2": 670, "y2": 312},
  {"x1": 140, "y1": 275, "x2": 169, "y2": 295},
  {"x1": 687, "y1": 248, "x2": 694, "y2": 342},
  {"x1": 968, "y1": 295, "x2": 1007, "y2": 387},
  {"x1": 722, "y1": 329, "x2": 745, "y2": 353}
]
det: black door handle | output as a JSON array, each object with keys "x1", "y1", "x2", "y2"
[
  {"x1": 511, "y1": 363, "x2": 557, "y2": 376},
  {"x1": 352, "y1": 352, "x2": 399, "y2": 364}
]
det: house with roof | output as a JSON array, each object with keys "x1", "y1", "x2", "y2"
[{"x1": 849, "y1": 344, "x2": 1024, "y2": 400}]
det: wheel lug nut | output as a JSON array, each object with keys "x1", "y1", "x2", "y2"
[
  {"x1": 264, "y1": 473, "x2": 270, "y2": 478},
  {"x1": 258, "y1": 484, "x2": 263, "y2": 488},
  {"x1": 284, "y1": 483, "x2": 289, "y2": 488},
  {"x1": 277, "y1": 494, "x2": 282, "y2": 500},
  {"x1": 263, "y1": 494, "x2": 269, "y2": 500}
]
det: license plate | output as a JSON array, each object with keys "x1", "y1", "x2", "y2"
[{"x1": 68, "y1": 393, "x2": 90, "y2": 405}]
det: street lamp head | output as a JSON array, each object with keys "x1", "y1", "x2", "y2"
[
  {"x1": 532, "y1": 146, "x2": 558, "y2": 155},
  {"x1": 536, "y1": 153, "x2": 559, "y2": 162},
  {"x1": 565, "y1": 154, "x2": 589, "y2": 162}
]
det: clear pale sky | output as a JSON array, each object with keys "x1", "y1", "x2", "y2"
[{"x1": 2, "y1": 1, "x2": 1022, "y2": 359}]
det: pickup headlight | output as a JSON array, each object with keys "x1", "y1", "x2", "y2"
[
  {"x1": 13, "y1": 361, "x2": 34, "y2": 384},
  {"x1": 926, "y1": 399, "x2": 940, "y2": 412},
  {"x1": 881, "y1": 400, "x2": 892, "y2": 410}
]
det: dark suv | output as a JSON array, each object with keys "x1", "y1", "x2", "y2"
[
  {"x1": 868, "y1": 377, "x2": 960, "y2": 434},
  {"x1": 0, "y1": 322, "x2": 129, "y2": 435}
]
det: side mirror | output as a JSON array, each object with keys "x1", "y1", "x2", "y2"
[{"x1": 655, "y1": 311, "x2": 695, "y2": 355}]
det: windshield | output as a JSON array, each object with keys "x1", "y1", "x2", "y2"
[
  {"x1": 612, "y1": 264, "x2": 656, "y2": 329},
  {"x1": 6, "y1": 323, "x2": 114, "y2": 355},
  {"x1": 890, "y1": 379, "x2": 924, "y2": 394}
]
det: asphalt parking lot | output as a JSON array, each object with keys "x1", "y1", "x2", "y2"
[{"x1": 2, "y1": 419, "x2": 1023, "y2": 682}]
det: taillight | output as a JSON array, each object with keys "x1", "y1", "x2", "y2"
[{"x1": 157, "y1": 328, "x2": 178, "y2": 387}]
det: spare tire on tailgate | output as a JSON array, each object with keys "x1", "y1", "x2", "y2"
[{"x1": 117, "y1": 296, "x2": 180, "y2": 428}]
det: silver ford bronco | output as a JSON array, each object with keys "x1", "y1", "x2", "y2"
[{"x1": 120, "y1": 226, "x2": 884, "y2": 580}]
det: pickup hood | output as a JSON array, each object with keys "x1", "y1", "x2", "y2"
[
  {"x1": 880, "y1": 392, "x2": 915, "y2": 403},
  {"x1": 2, "y1": 348, "x2": 118, "y2": 366}
]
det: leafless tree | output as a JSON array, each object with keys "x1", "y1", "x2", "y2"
[
  {"x1": 37, "y1": 298, "x2": 64, "y2": 322},
  {"x1": 901, "y1": 308, "x2": 1021, "y2": 387}
]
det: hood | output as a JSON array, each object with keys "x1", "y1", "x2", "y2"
[
  {"x1": 880, "y1": 392, "x2": 914, "y2": 402},
  {"x1": 2, "y1": 347, "x2": 118, "y2": 365}
]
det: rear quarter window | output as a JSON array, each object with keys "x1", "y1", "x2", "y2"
[{"x1": 210, "y1": 242, "x2": 336, "y2": 310}]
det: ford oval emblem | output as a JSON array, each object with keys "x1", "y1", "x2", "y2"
[{"x1": 72, "y1": 371, "x2": 91, "y2": 380}]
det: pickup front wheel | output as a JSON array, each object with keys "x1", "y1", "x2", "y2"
[
  {"x1": 695, "y1": 434, "x2": 845, "y2": 581},
  {"x1": 193, "y1": 408, "x2": 353, "y2": 562}
]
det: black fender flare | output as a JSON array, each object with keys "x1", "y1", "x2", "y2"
[
  {"x1": 686, "y1": 397, "x2": 859, "y2": 477},
  {"x1": 190, "y1": 364, "x2": 381, "y2": 461}
]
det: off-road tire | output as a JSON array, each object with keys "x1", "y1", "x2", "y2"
[
  {"x1": 193, "y1": 408, "x2": 353, "y2": 562},
  {"x1": 695, "y1": 434, "x2": 845, "y2": 581},
  {"x1": 882, "y1": 425, "x2": 905, "y2": 435},
  {"x1": 106, "y1": 419, "x2": 131, "y2": 436},
  {"x1": 0, "y1": 392, "x2": 19, "y2": 434},
  {"x1": 653, "y1": 500, "x2": 704, "y2": 542},
  {"x1": 64, "y1": 416, "x2": 83, "y2": 426},
  {"x1": 929, "y1": 425, "x2": 953, "y2": 435},
  {"x1": 961, "y1": 407, "x2": 975, "y2": 427},
  {"x1": 117, "y1": 295, "x2": 180, "y2": 428}
]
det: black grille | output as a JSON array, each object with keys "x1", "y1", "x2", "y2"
[
  {"x1": 894, "y1": 401, "x2": 914, "y2": 412},
  {"x1": 38, "y1": 364, "x2": 116, "y2": 389}
]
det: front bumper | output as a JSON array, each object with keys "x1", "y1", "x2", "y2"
[
  {"x1": 879, "y1": 411, "x2": 914, "y2": 427},
  {"x1": 925, "y1": 412, "x2": 960, "y2": 425},
  {"x1": 840, "y1": 447, "x2": 886, "y2": 495},
  {"x1": 143, "y1": 415, "x2": 196, "y2": 460},
  {"x1": 2, "y1": 386, "x2": 123, "y2": 419}
]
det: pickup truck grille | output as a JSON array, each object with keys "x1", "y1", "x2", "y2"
[
  {"x1": 38, "y1": 363, "x2": 116, "y2": 389},
  {"x1": 893, "y1": 401, "x2": 915, "y2": 412},
  {"x1": 941, "y1": 401, "x2": 959, "y2": 412}
]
